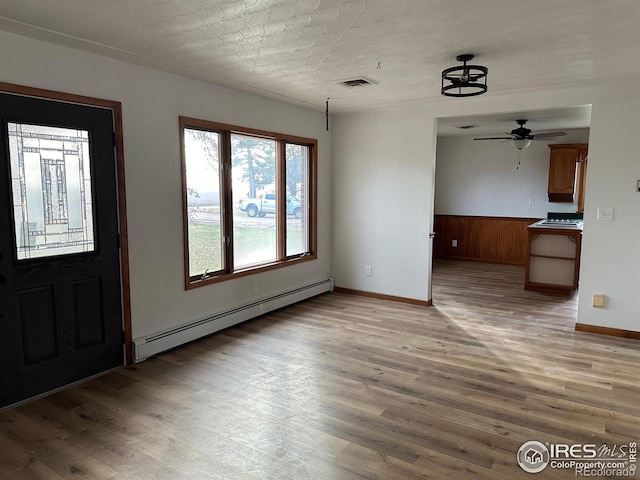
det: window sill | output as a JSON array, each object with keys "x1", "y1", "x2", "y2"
[{"x1": 185, "y1": 253, "x2": 317, "y2": 290}]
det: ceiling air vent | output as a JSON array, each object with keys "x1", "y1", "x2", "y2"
[{"x1": 338, "y1": 77, "x2": 378, "y2": 88}]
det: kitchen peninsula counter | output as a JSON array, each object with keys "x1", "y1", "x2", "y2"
[{"x1": 525, "y1": 220, "x2": 583, "y2": 294}]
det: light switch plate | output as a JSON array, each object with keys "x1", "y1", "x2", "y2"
[{"x1": 596, "y1": 207, "x2": 614, "y2": 221}]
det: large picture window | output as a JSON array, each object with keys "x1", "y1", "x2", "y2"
[{"x1": 180, "y1": 117, "x2": 317, "y2": 288}]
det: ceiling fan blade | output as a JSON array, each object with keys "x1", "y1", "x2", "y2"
[
  {"x1": 532, "y1": 131, "x2": 567, "y2": 139},
  {"x1": 474, "y1": 136, "x2": 514, "y2": 141}
]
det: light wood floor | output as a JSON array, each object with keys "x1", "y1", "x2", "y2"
[{"x1": 1, "y1": 260, "x2": 638, "y2": 479}]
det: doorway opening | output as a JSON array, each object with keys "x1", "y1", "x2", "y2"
[{"x1": 430, "y1": 106, "x2": 591, "y2": 323}]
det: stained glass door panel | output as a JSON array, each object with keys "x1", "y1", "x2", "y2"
[{"x1": 7, "y1": 123, "x2": 95, "y2": 260}]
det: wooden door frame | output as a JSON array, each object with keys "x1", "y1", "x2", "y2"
[{"x1": 0, "y1": 82, "x2": 133, "y2": 364}]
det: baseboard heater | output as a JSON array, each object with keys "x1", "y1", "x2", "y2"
[{"x1": 133, "y1": 278, "x2": 334, "y2": 363}]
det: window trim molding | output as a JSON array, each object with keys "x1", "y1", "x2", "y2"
[{"x1": 180, "y1": 116, "x2": 317, "y2": 290}]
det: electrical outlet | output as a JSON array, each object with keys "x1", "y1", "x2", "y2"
[
  {"x1": 365, "y1": 266, "x2": 372, "y2": 276},
  {"x1": 252, "y1": 282, "x2": 258, "y2": 294},
  {"x1": 529, "y1": 197, "x2": 536, "y2": 206},
  {"x1": 592, "y1": 294, "x2": 605, "y2": 308},
  {"x1": 452, "y1": 239, "x2": 458, "y2": 247}
]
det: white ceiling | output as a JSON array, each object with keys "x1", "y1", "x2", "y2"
[{"x1": 0, "y1": 0, "x2": 637, "y2": 114}]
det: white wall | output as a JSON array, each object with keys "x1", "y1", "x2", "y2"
[
  {"x1": 331, "y1": 106, "x2": 434, "y2": 301},
  {"x1": 577, "y1": 95, "x2": 640, "y2": 332},
  {"x1": 333, "y1": 86, "x2": 639, "y2": 334},
  {"x1": 435, "y1": 129, "x2": 590, "y2": 218},
  {"x1": 0, "y1": 32, "x2": 331, "y2": 340}
]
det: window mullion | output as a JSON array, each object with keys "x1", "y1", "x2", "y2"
[
  {"x1": 309, "y1": 144, "x2": 316, "y2": 256},
  {"x1": 221, "y1": 131, "x2": 234, "y2": 273},
  {"x1": 276, "y1": 140, "x2": 286, "y2": 260}
]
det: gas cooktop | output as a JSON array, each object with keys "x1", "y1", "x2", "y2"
[{"x1": 536, "y1": 219, "x2": 583, "y2": 228}]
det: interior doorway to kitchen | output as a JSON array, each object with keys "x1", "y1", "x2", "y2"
[{"x1": 430, "y1": 106, "x2": 591, "y2": 324}]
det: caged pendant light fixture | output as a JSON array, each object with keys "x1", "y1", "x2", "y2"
[{"x1": 441, "y1": 54, "x2": 488, "y2": 97}]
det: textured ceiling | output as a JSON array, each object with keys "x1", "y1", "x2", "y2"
[{"x1": 0, "y1": 0, "x2": 638, "y2": 112}]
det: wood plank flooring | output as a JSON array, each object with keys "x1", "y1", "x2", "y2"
[{"x1": 1, "y1": 259, "x2": 638, "y2": 479}]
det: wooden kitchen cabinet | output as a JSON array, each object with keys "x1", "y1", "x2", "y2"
[{"x1": 547, "y1": 144, "x2": 588, "y2": 203}]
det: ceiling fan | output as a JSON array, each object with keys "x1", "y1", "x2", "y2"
[{"x1": 474, "y1": 119, "x2": 567, "y2": 150}]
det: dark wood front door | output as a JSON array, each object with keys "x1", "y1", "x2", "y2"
[{"x1": 0, "y1": 93, "x2": 123, "y2": 408}]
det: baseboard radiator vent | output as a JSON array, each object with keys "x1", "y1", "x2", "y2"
[{"x1": 133, "y1": 278, "x2": 334, "y2": 363}]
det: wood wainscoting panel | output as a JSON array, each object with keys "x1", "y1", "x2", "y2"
[{"x1": 434, "y1": 215, "x2": 541, "y2": 266}]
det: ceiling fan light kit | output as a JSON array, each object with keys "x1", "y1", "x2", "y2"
[
  {"x1": 473, "y1": 119, "x2": 567, "y2": 151},
  {"x1": 511, "y1": 138, "x2": 532, "y2": 150},
  {"x1": 441, "y1": 54, "x2": 488, "y2": 97}
]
